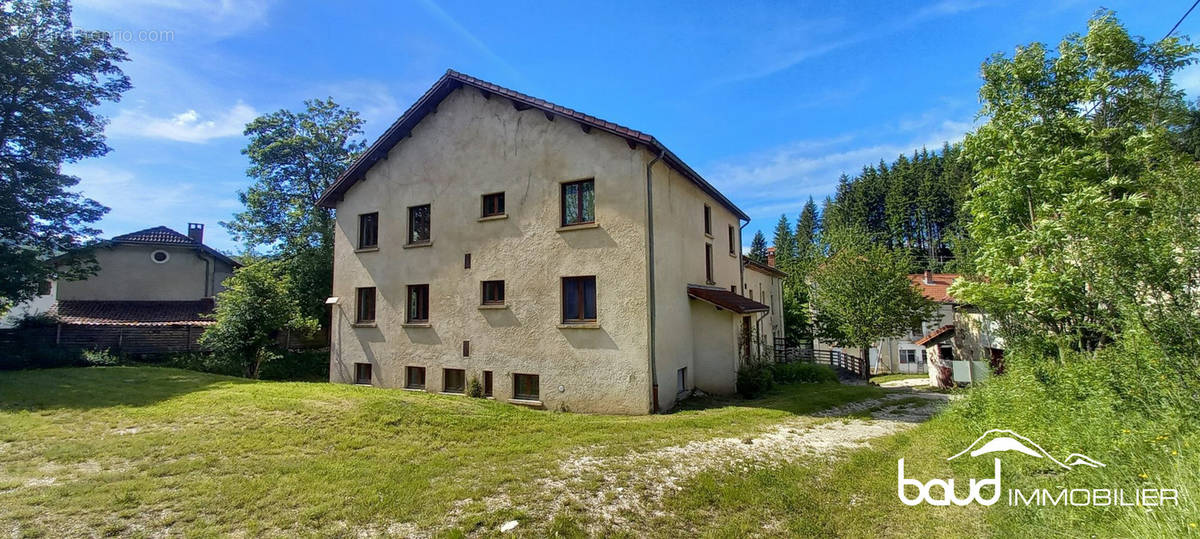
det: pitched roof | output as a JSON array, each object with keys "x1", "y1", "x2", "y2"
[
  {"x1": 49, "y1": 300, "x2": 215, "y2": 327},
  {"x1": 687, "y1": 285, "x2": 770, "y2": 314},
  {"x1": 743, "y1": 256, "x2": 787, "y2": 278},
  {"x1": 914, "y1": 324, "x2": 955, "y2": 346},
  {"x1": 101, "y1": 226, "x2": 240, "y2": 268},
  {"x1": 909, "y1": 273, "x2": 959, "y2": 303},
  {"x1": 316, "y1": 69, "x2": 750, "y2": 221},
  {"x1": 112, "y1": 226, "x2": 197, "y2": 245}
]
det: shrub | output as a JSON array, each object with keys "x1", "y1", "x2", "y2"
[
  {"x1": 466, "y1": 377, "x2": 484, "y2": 398},
  {"x1": 81, "y1": 349, "x2": 120, "y2": 366},
  {"x1": 772, "y1": 362, "x2": 838, "y2": 384},
  {"x1": 737, "y1": 360, "x2": 774, "y2": 399}
]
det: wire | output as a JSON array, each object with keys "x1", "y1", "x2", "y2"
[{"x1": 1163, "y1": 0, "x2": 1200, "y2": 42}]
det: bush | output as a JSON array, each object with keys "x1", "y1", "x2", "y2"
[
  {"x1": 81, "y1": 349, "x2": 120, "y2": 366},
  {"x1": 772, "y1": 362, "x2": 838, "y2": 384},
  {"x1": 737, "y1": 360, "x2": 775, "y2": 398},
  {"x1": 466, "y1": 377, "x2": 484, "y2": 398}
]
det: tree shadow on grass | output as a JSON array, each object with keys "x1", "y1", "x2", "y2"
[{"x1": 0, "y1": 366, "x2": 250, "y2": 411}]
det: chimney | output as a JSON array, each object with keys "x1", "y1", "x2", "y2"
[
  {"x1": 924, "y1": 269, "x2": 933, "y2": 285},
  {"x1": 188, "y1": 223, "x2": 204, "y2": 244},
  {"x1": 766, "y1": 246, "x2": 777, "y2": 267}
]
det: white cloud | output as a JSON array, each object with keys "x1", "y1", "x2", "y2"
[
  {"x1": 108, "y1": 102, "x2": 258, "y2": 143},
  {"x1": 708, "y1": 112, "x2": 978, "y2": 219},
  {"x1": 75, "y1": 0, "x2": 275, "y2": 37}
]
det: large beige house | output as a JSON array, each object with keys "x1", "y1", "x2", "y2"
[{"x1": 318, "y1": 70, "x2": 773, "y2": 413}]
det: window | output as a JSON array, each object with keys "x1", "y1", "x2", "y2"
[
  {"x1": 405, "y1": 366, "x2": 426, "y2": 389},
  {"x1": 462, "y1": 340, "x2": 470, "y2": 357},
  {"x1": 358, "y1": 212, "x2": 378, "y2": 249},
  {"x1": 355, "y1": 287, "x2": 376, "y2": 324},
  {"x1": 483, "y1": 371, "x2": 493, "y2": 397},
  {"x1": 482, "y1": 280, "x2": 505, "y2": 305},
  {"x1": 705, "y1": 244, "x2": 714, "y2": 283},
  {"x1": 561, "y1": 179, "x2": 594, "y2": 226},
  {"x1": 464, "y1": 253, "x2": 471, "y2": 269},
  {"x1": 444, "y1": 368, "x2": 466, "y2": 393},
  {"x1": 731, "y1": 285, "x2": 737, "y2": 294},
  {"x1": 562, "y1": 276, "x2": 597, "y2": 323},
  {"x1": 677, "y1": 367, "x2": 687, "y2": 394},
  {"x1": 151, "y1": 250, "x2": 169, "y2": 264},
  {"x1": 354, "y1": 363, "x2": 372, "y2": 385},
  {"x1": 728, "y1": 225, "x2": 735, "y2": 255},
  {"x1": 408, "y1": 204, "x2": 430, "y2": 244},
  {"x1": 406, "y1": 284, "x2": 429, "y2": 323},
  {"x1": 513, "y1": 373, "x2": 539, "y2": 400},
  {"x1": 482, "y1": 192, "x2": 505, "y2": 217},
  {"x1": 900, "y1": 349, "x2": 918, "y2": 364},
  {"x1": 703, "y1": 205, "x2": 712, "y2": 235}
]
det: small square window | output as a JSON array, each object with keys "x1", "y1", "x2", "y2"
[
  {"x1": 408, "y1": 204, "x2": 430, "y2": 244},
  {"x1": 513, "y1": 373, "x2": 539, "y2": 400},
  {"x1": 355, "y1": 287, "x2": 376, "y2": 324},
  {"x1": 561, "y1": 179, "x2": 594, "y2": 226},
  {"x1": 406, "y1": 366, "x2": 426, "y2": 389},
  {"x1": 562, "y1": 276, "x2": 597, "y2": 323},
  {"x1": 483, "y1": 370, "x2": 493, "y2": 397},
  {"x1": 482, "y1": 192, "x2": 505, "y2": 217},
  {"x1": 407, "y1": 284, "x2": 429, "y2": 323},
  {"x1": 462, "y1": 340, "x2": 470, "y2": 357},
  {"x1": 444, "y1": 368, "x2": 466, "y2": 393},
  {"x1": 354, "y1": 363, "x2": 372, "y2": 385},
  {"x1": 703, "y1": 205, "x2": 712, "y2": 235},
  {"x1": 358, "y1": 212, "x2": 378, "y2": 249},
  {"x1": 482, "y1": 280, "x2": 505, "y2": 305}
]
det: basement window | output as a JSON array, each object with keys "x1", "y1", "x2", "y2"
[
  {"x1": 354, "y1": 363, "x2": 372, "y2": 385},
  {"x1": 406, "y1": 366, "x2": 426, "y2": 389},
  {"x1": 444, "y1": 368, "x2": 466, "y2": 394},
  {"x1": 513, "y1": 373, "x2": 539, "y2": 401},
  {"x1": 483, "y1": 371, "x2": 493, "y2": 397}
]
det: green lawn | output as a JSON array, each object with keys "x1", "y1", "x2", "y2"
[{"x1": 0, "y1": 367, "x2": 889, "y2": 537}]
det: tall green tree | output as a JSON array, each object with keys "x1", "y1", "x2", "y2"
[
  {"x1": 810, "y1": 241, "x2": 937, "y2": 372},
  {"x1": 747, "y1": 230, "x2": 768, "y2": 262},
  {"x1": 771, "y1": 214, "x2": 795, "y2": 271},
  {"x1": 952, "y1": 11, "x2": 1199, "y2": 363},
  {"x1": 0, "y1": 0, "x2": 128, "y2": 308},
  {"x1": 224, "y1": 99, "x2": 365, "y2": 322},
  {"x1": 200, "y1": 261, "x2": 317, "y2": 378}
]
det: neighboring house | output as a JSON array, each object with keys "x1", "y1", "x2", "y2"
[
  {"x1": 812, "y1": 271, "x2": 958, "y2": 375},
  {"x1": 742, "y1": 250, "x2": 787, "y2": 356},
  {"x1": 319, "y1": 70, "x2": 770, "y2": 414},
  {"x1": 917, "y1": 304, "x2": 1005, "y2": 388},
  {"x1": 0, "y1": 280, "x2": 55, "y2": 329},
  {"x1": 29, "y1": 224, "x2": 240, "y2": 355}
]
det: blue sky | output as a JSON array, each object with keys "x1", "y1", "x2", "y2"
[{"x1": 67, "y1": 0, "x2": 1200, "y2": 252}]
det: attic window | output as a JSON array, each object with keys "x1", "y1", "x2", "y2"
[{"x1": 151, "y1": 250, "x2": 170, "y2": 264}]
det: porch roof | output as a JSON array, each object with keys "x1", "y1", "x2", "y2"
[
  {"x1": 687, "y1": 285, "x2": 769, "y2": 314},
  {"x1": 914, "y1": 324, "x2": 955, "y2": 346}
]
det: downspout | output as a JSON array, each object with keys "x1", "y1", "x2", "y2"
[
  {"x1": 196, "y1": 251, "x2": 212, "y2": 297},
  {"x1": 646, "y1": 148, "x2": 665, "y2": 413}
]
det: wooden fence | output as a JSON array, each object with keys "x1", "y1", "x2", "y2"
[{"x1": 774, "y1": 338, "x2": 868, "y2": 378}]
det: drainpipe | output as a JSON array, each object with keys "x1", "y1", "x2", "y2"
[
  {"x1": 196, "y1": 251, "x2": 211, "y2": 297},
  {"x1": 645, "y1": 148, "x2": 665, "y2": 413}
]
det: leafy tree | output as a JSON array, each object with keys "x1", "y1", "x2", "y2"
[
  {"x1": 0, "y1": 0, "x2": 128, "y2": 308},
  {"x1": 747, "y1": 230, "x2": 768, "y2": 262},
  {"x1": 952, "y1": 11, "x2": 1199, "y2": 362},
  {"x1": 200, "y1": 261, "x2": 317, "y2": 379},
  {"x1": 810, "y1": 242, "x2": 937, "y2": 371},
  {"x1": 223, "y1": 99, "x2": 365, "y2": 322}
]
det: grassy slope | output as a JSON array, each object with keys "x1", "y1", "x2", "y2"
[{"x1": 0, "y1": 367, "x2": 884, "y2": 537}]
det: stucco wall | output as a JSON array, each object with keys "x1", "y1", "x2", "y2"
[
  {"x1": 742, "y1": 265, "x2": 784, "y2": 355},
  {"x1": 56, "y1": 244, "x2": 230, "y2": 301},
  {"x1": 689, "y1": 300, "x2": 740, "y2": 396},
  {"x1": 646, "y1": 158, "x2": 744, "y2": 409},
  {"x1": 328, "y1": 86, "x2": 654, "y2": 414}
]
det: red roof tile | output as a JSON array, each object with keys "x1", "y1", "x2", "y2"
[
  {"x1": 914, "y1": 324, "x2": 955, "y2": 346},
  {"x1": 909, "y1": 273, "x2": 959, "y2": 303},
  {"x1": 687, "y1": 285, "x2": 769, "y2": 314},
  {"x1": 49, "y1": 300, "x2": 215, "y2": 326}
]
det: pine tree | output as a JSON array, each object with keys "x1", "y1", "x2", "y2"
[{"x1": 748, "y1": 230, "x2": 768, "y2": 262}]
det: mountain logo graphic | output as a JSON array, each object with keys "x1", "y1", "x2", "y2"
[{"x1": 947, "y1": 429, "x2": 1105, "y2": 469}]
